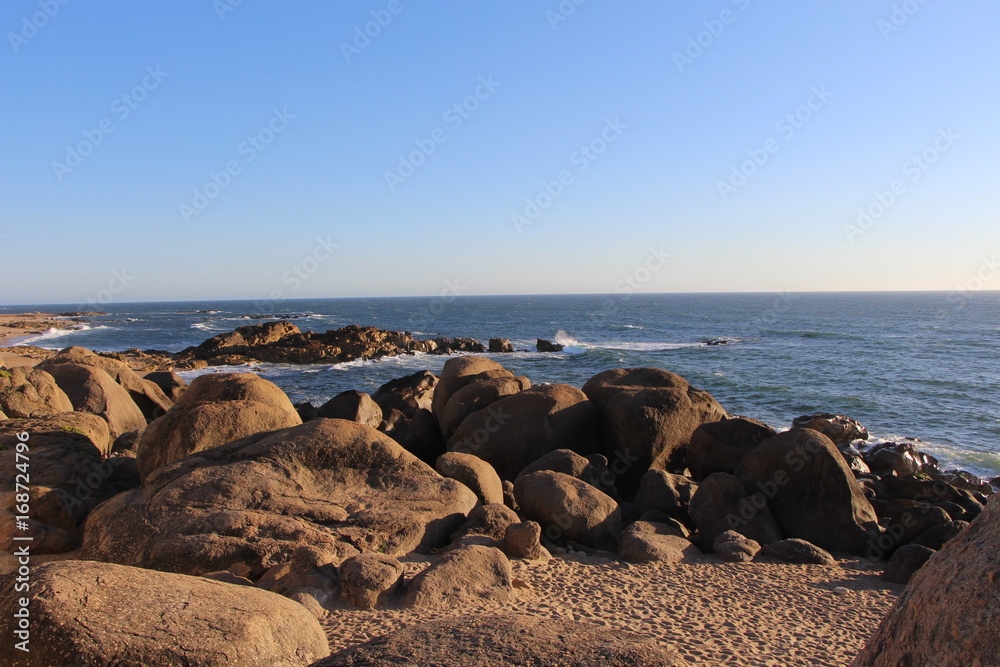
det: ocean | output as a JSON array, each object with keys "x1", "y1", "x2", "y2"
[{"x1": 4, "y1": 292, "x2": 998, "y2": 479}]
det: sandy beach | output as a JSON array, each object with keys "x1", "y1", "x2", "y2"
[
  {"x1": 322, "y1": 553, "x2": 900, "y2": 667},
  {"x1": 0, "y1": 312, "x2": 82, "y2": 367}
]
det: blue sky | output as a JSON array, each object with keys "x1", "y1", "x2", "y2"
[{"x1": 1, "y1": 1, "x2": 998, "y2": 305}]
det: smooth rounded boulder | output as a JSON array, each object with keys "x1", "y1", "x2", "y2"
[
  {"x1": 403, "y1": 544, "x2": 513, "y2": 609},
  {"x1": 514, "y1": 470, "x2": 621, "y2": 551},
  {"x1": 436, "y1": 452, "x2": 504, "y2": 505},
  {"x1": 0, "y1": 366, "x2": 73, "y2": 418},
  {"x1": 372, "y1": 370, "x2": 437, "y2": 418},
  {"x1": 43, "y1": 363, "x2": 147, "y2": 445},
  {"x1": 340, "y1": 553, "x2": 404, "y2": 610},
  {"x1": 685, "y1": 416, "x2": 776, "y2": 480},
  {"x1": 439, "y1": 375, "x2": 529, "y2": 438},
  {"x1": 431, "y1": 356, "x2": 511, "y2": 426},
  {"x1": 0, "y1": 560, "x2": 329, "y2": 667},
  {"x1": 135, "y1": 372, "x2": 301, "y2": 480},
  {"x1": 317, "y1": 390, "x2": 382, "y2": 427},
  {"x1": 447, "y1": 384, "x2": 599, "y2": 480},
  {"x1": 735, "y1": 428, "x2": 881, "y2": 555},
  {"x1": 83, "y1": 419, "x2": 478, "y2": 577},
  {"x1": 583, "y1": 367, "x2": 728, "y2": 496},
  {"x1": 854, "y1": 494, "x2": 1000, "y2": 666},
  {"x1": 689, "y1": 472, "x2": 782, "y2": 552},
  {"x1": 309, "y1": 613, "x2": 689, "y2": 666}
]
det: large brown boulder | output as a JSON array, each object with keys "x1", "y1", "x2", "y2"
[
  {"x1": 316, "y1": 390, "x2": 382, "y2": 428},
  {"x1": 685, "y1": 416, "x2": 776, "y2": 480},
  {"x1": 447, "y1": 384, "x2": 599, "y2": 480},
  {"x1": 431, "y1": 356, "x2": 511, "y2": 425},
  {"x1": 582, "y1": 367, "x2": 728, "y2": 496},
  {"x1": 40, "y1": 346, "x2": 173, "y2": 420},
  {"x1": 143, "y1": 370, "x2": 188, "y2": 402},
  {"x1": 403, "y1": 544, "x2": 513, "y2": 608},
  {"x1": 372, "y1": 370, "x2": 438, "y2": 418},
  {"x1": 237, "y1": 320, "x2": 300, "y2": 345},
  {"x1": 43, "y1": 363, "x2": 147, "y2": 444},
  {"x1": 436, "y1": 452, "x2": 504, "y2": 505},
  {"x1": 439, "y1": 375, "x2": 530, "y2": 438},
  {"x1": 514, "y1": 470, "x2": 621, "y2": 551},
  {"x1": 0, "y1": 560, "x2": 329, "y2": 666},
  {"x1": 735, "y1": 428, "x2": 881, "y2": 555},
  {"x1": 854, "y1": 495, "x2": 1000, "y2": 666},
  {"x1": 791, "y1": 413, "x2": 868, "y2": 445},
  {"x1": 309, "y1": 613, "x2": 689, "y2": 666},
  {"x1": 0, "y1": 366, "x2": 73, "y2": 418},
  {"x1": 0, "y1": 413, "x2": 130, "y2": 554},
  {"x1": 689, "y1": 472, "x2": 782, "y2": 553},
  {"x1": 618, "y1": 521, "x2": 701, "y2": 563},
  {"x1": 634, "y1": 468, "x2": 698, "y2": 517},
  {"x1": 340, "y1": 553, "x2": 404, "y2": 610},
  {"x1": 83, "y1": 419, "x2": 478, "y2": 577},
  {"x1": 516, "y1": 448, "x2": 619, "y2": 500},
  {"x1": 135, "y1": 372, "x2": 301, "y2": 480}
]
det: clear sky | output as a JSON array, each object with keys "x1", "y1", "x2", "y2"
[{"x1": 2, "y1": 1, "x2": 998, "y2": 305}]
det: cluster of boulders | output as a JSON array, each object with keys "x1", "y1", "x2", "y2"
[
  {"x1": 2, "y1": 337, "x2": 997, "y2": 665},
  {"x1": 102, "y1": 321, "x2": 571, "y2": 371}
]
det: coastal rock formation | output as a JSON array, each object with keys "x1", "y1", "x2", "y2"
[
  {"x1": 618, "y1": 521, "x2": 701, "y2": 563},
  {"x1": 713, "y1": 530, "x2": 762, "y2": 562},
  {"x1": 517, "y1": 448, "x2": 619, "y2": 501},
  {"x1": 488, "y1": 337, "x2": 514, "y2": 353},
  {"x1": 43, "y1": 363, "x2": 147, "y2": 445},
  {"x1": 431, "y1": 356, "x2": 511, "y2": 424},
  {"x1": 436, "y1": 452, "x2": 504, "y2": 505},
  {"x1": 447, "y1": 383, "x2": 600, "y2": 480},
  {"x1": 403, "y1": 544, "x2": 513, "y2": 609},
  {"x1": 685, "y1": 416, "x2": 777, "y2": 480},
  {"x1": 854, "y1": 495, "x2": 1000, "y2": 666},
  {"x1": 536, "y1": 338, "x2": 564, "y2": 352},
  {"x1": 450, "y1": 504, "x2": 520, "y2": 544},
  {"x1": 791, "y1": 413, "x2": 868, "y2": 445},
  {"x1": 759, "y1": 538, "x2": 837, "y2": 566},
  {"x1": 316, "y1": 390, "x2": 382, "y2": 428},
  {"x1": 880, "y1": 544, "x2": 935, "y2": 584},
  {"x1": 383, "y1": 407, "x2": 443, "y2": 465},
  {"x1": 583, "y1": 367, "x2": 728, "y2": 496},
  {"x1": 689, "y1": 472, "x2": 782, "y2": 552},
  {"x1": 0, "y1": 560, "x2": 329, "y2": 667},
  {"x1": 372, "y1": 370, "x2": 437, "y2": 418},
  {"x1": 256, "y1": 545, "x2": 341, "y2": 616},
  {"x1": 634, "y1": 468, "x2": 698, "y2": 518},
  {"x1": 135, "y1": 372, "x2": 301, "y2": 480},
  {"x1": 0, "y1": 366, "x2": 73, "y2": 418},
  {"x1": 309, "y1": 613, "x2": 689, "y2": 666},
  {"x1": 735, "y1": 428, "x2": 881, "y2": 555},
  {"x1": 83, "y1": 419, "x2": 478, "y2": 577},
  {"x1": 514, "y1": 470, "x2": 621, "y2": 551},
  {"x1": 439, "y1": 375, "x2": 529, "y2": 439},
  {"x1": 340, "y1": 553, "x2": 405, "y2": 610},
  {"x1": 143, "y1": 370, "x2": 188, "y2": 402},
  {"x1": 40, "y1": 346, "x2": 173, "y2": 420},
  {"x1": 503, "y1": 521, "x2": 545, "y2": 560}
]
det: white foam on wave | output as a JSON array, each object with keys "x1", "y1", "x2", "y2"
[{"x1": 14, "y1": 324, "x2": 109, "y2": 347}]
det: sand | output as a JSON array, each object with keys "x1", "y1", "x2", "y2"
[
  {"x1": 0, "y1": 312, "x2": 81, "y2": 367},
  {"x1": 322, "y1": 552, "x2": 899, "y2": 667}
]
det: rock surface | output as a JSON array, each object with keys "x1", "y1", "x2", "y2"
[
  {"x1": 403, "y1": 544, "x2": 513, "y2": 608},
  {"x1": 583, "y1": 367, "x2": 728, "y2": 495},
  {"x1": 686, "y1": 416, "x2": 776, "y2": 480},
  {"x1": 854, "y1": 494, "x2": 1000, "y2": 666},
  {"x1": 689, "y1": 472, "x2": 782, "y2": 552},
  {"x1": 0, "y1": 560, "x2": 329, "y2": 667},
  {"x1": 436, "y1": 451, "x2": 504, "y2": 505},
  {"x1": 83, "y1": 419, "x2": 478, "y2": 577},
  {"x1": 619, "y1": 521, "x2": 701, "y2": 564},
  {"x1": 340, "y1": 553, "x2": 404, "y2": 610},
  {"x1": 43, "y1": 362, "x2": 147, "y2": 444},
  {"x1": 309, "y1": 613, "x2": 689, "y2": 666},
  {"x1": 0, "y1": 366, "x2": 73, "y2": 418},
  {"x1": 514, "y1": 470, "x2": 621, "y2": 551}
]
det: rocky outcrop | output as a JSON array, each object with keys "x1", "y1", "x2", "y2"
[
  {"x1": 431, "y1": 357, "x2": 511, "y2": 425},
  {"x1": 583, "y1": 367, "x2": 728, "y2": 496},
  {"x1": 403, "y1": 545, "x2": 513, "y2": 609},
  {"x1": 439, "y1": 375, "x2": 529, "y2": 439},
  {"x1": 536, "y1": 339, "x2": 564, "y2": 352},
  {"x1": 759, "y1": 538, "x2": 837, "y2": 566},
  {"x1": 448, "y1": 384, "x2": 599, "y2": 481},
  {"x1": 309, "y1": 613, "x2": 689, "y2": 666},
  {"x1": 503, "y1": 521, "x2": 545, "y2": 560},
  {"x1": 0, "y1": 366, "x2": 73, "y2": 418},
  {"x1": 516, "y1": 448, "x2": 619, "y2": 500},
  {"x1": 618, "y1": 521, "x2": 701, "y2": 563},
  {"x1": 143, "y1": 370, "x2": 188, "y2": 402},
  {"x1": 135, "y1": 372, "x2": 301, "y2": 480},
  {"x1": 488, "y1": 338, "x2": 514, "y2": 353},
  {"x1": 255, "y1": 545, "x2": 341, "y2": 617},
  {"x1": 735, "y1": 428, "x2": 881, "y2": 555},
  {"x1": 633, "y1": 469, "x2": 698, "y2": 518},
  {"x1": 43, "y1": 363, "x2": 147, "y2": 444},
  {"x1": 689, "y1": 472, "x2": 782, "y2": 553},
  {"x1": 880, "y1": 544, "x2": 934, "y2": 585},
  {"x1": 40, "y1": 346, "x2": 173, "y2": 420},
  {"x1": 0, "y1": 560, "x2": 329, "y2": 667},
  {"x1": 316, "y1": 390, "x2": 382, "y2": 428},
  {"x1": 686, "y1": 416, "x2": 776, "y2": 480},
  {"x1": 514, "y1": 471, "x2": 620, "y2": 551},
  {"x1": 854, "y1": 495, "x2": 1000, "y2": 666},
  {"x1": 713, "y1": 530, "x2": 762, "y2": 562},
  {"x1": 372, "y1": 370, "x2": 437, "y2": 418},
  {"x1": 450, "y1": 504, "x2": 520, "y2": 544},
  {"x1": 791, "y1": 413, "x2": 868, "y2": 445},
  {"x1": 436, "y1": 452, "x2": 504, "y2": 505},
  {"x1": 83, "y1": 419, "x2": 478, "y2": 577},
  {"x1": 340, "y1": 553, "x2": 404, "y2": 610}
]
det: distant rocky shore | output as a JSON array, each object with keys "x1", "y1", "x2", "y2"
[{"x1": 1, "y1": 326, "x2": 997, "y2": 665}]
